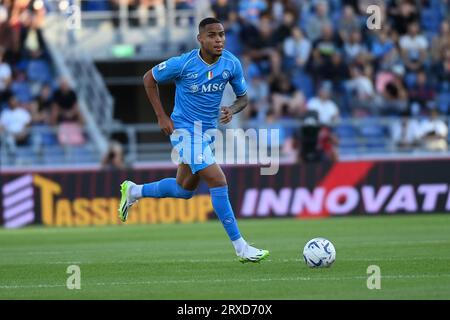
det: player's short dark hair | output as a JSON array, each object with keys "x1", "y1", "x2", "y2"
[{"x1": 198, "y1": 17, "x2": 222, "y2": 32}]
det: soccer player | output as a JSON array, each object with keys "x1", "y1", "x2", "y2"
[{"x1": 118, "y1": 17, "x2": 269, "y2": 263}]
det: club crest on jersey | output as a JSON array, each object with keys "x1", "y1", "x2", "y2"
[
  {"x1": 207, "y1": 71, "x2": 213, "y2": 80},
  {"x1": 222, "y1": 70, "x2": 230, "y2": 79},
  {"x1": 190, "y1": 84, "x2": 199, "y2": 93}
]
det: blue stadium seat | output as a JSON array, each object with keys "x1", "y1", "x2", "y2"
[
  {"x1": 437, "y1": 93, "x2": 450, "y2": 114},
  {"x1": 15, "y1": 146, "x2": 35, "y2": 158},
  {"x1": 27, "y1": 59, "x2": 52, "y2": 84},
  {"x1": 292, "y1": 71, "x2": 314, "y2": 99},
  {"x1": 421, "y1": 8, "x2": 442, "y2": 33},
  {"x1": 81, "y1": 0, "x2": 109, "y2": 11},
  {"x1": 364, "y1": 138, "x2": 386, "y2": 150},
  {"x1": 334, "y1": 124, "x2": 358, "y2": 139},
  {"x1": 42, "y1": 146, "x2": 65, "y2": 164},
  {"x1": 359, "y1": 124, "x2": 387, "y2": 138},
  {"x1": 33, "y1": 124, "x2": 58, "y2": 146},
  {"x1": 67, "y1": 145, "x2": 99, "y2": 163}
]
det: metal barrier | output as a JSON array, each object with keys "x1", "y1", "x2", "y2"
[
  {"x1": 106, "y1": 116, "x2": 450, "y2": 164},
  {"x1": 2, "y1": 116, "x2": 450, "y2": 170},
  {"x1": 0, "y1": 125, "x2": 100, "y2": 168}
]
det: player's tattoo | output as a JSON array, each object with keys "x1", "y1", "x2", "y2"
[{"x1": 229, "y1": 94, "x2": 248, "y2": 114}]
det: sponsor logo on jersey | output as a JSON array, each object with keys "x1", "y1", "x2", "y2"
[
  {"x1": 201, "y1": 82, "x2": 226, "y2": 93},
  {"x1": 186, "y1": 73, "x2": 198, "y2": 79}
]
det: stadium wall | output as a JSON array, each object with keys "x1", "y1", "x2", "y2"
[{"x1": 1, "y1": 159, "x2": 450, "y2": 228}]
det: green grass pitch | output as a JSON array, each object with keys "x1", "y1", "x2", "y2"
[{"x1": 0, "y1": 215, "x2": 449, "y2": 299}]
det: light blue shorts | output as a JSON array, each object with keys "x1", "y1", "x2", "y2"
[{"x1": 170, "y1": 127, "x2": 216, "y2": 174}]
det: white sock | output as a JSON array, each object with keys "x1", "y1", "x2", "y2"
[
  {"x1": 232, "y1": 237, "x2": 247, "y2": 254},
  {"x1": 130, "y1": 184, "x2": 143, "y2": 200}
]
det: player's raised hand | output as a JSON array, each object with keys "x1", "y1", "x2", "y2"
[
  {"x1": 157, "y1": 114, "x2": 174, "y2": 135},
  {"x1": 220, "y1": 107, "x2": 233, "y2": 124}
]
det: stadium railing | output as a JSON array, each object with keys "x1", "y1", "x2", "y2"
[
  {"x1": 0, "y1": 125, "x2": 100, "y2": 168},
  {"x1": 105, "y1": 116, "x2": 450, "y2": 165},
  {"x1": 3, "y1": 116, "x2": 450, "y2": 170}
]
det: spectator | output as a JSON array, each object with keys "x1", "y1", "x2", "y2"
[
  {"x1": 338, "y1": 5, "x2": 361, "y2": 43},
  {"x1": 417, "y1": 109, "x2": 448, "y2": 152},
  {"x1": 390, "y1": 112, "x2": 420, "y2": 150},
  {"x1": 29, "y1": 83, "x2": 53, "y2": 125},
  {"x1": 102, "y1": 140, "x2": 126, "y2": 170},
  {"x1": 305, "y1": 0, "x2": 332, "y2": 42},
  {"x1": 306, "y1": 81, "x2": 339, "y2": 126},
  {"x1": 408, "y1": 69, "x2": 436, "y2": 115},
  {"x1": 0, "y1": 47, "x2": 11, "y2": 99},
  {"x1": 318, "y1": 51, "x2": 349, "y2": 90},
  {"x1": 371, "y1": 29, "x2": 395, "y2": 63},
  {"x1": 308, "y1": 23, "x2": 342, "y2": 85},
  {"x1": 272, "y1": 10, "x2": 296, "y2": 47},
  {"x1": 346, "y1": 64, "x2": 380, "y2": 116},
  {"x1": 399, "y1": 21, "x2": 429, "y2": 73},
  {"x1": 343, "y1": 29, "x2": 370, "y2": 63},
  {"x1": 269, "y1": 72, "x2": 306, "y2": 117},
  {"x1": 282, "y1": 26, "x2": 311, "y2": 71},
  {"x1": 376, "y1": 65, "x2": 409, "y2": 116},
  {"x1": 311, "y1": 23, "x2": 342, "y2": 65},
  {"x1": 240, "y1": 14, "x2": 281, "y2": 76},
  {"x1": 51, "y1": 77, "x2": 83, "y2": 125},
  {"x1": 388, "y1": 0, "x2": 419, "y2": 35},
  {"x1": 431, "y1": 20, "x2": 450, "y2": 64},
  {"x1": 0, "y1": 92, "x2": 31, "y2": 147}
]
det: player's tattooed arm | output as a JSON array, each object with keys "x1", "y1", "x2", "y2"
[
  {"x1": 229, "y1": 94, "x2": 249, "y2": 115},
  {"x1": 220, "y1": 94, "x2": 248, "y2": 124}
]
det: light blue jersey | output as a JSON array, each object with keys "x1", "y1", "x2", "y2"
[{"x1": 151, "y1": 48, "x2": 247, "y2": 131}]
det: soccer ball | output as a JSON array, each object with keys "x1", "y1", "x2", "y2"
[{"x1": 302, "y1": 237, "x2": 336, "y2": 268}]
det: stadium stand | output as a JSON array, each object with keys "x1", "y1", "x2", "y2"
[{"x1": 0, "y1": 0, "x2": 449, "y2": 169}]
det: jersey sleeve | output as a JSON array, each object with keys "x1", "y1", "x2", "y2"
[
  {"x1": 151, "y1": 55, "x2": 184, "y2": 83},
  {"x1": 229, "y1": 58, "x2": 247, "y2": 97}
]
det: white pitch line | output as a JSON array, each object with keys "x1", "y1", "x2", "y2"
[
  {"x1": 4, "y1": 256, "x2": 450, "y2": 266},
  {"x1": 1, "y1": 274, "x2": 450, "y2": 289},
  {"x1": 0, "y1": 239, "x2": 448, "y2": 257},
  {"x1": 45, "y1": 262, "x2": 83, "y2": 265}
]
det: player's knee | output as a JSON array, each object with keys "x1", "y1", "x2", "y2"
[
  {"x1": 206, "y1": 176, "x2": 227, "y2": 188},
  {"x1": 176, "y1": 185, "x2": 194, "y2": 199}
]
